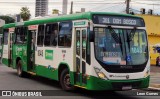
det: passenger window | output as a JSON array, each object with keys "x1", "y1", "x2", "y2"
[
  {"x1": 44, "y1": 23, "x2": 58, "y2": 46},
  {"x1": 44, "y1": 24, "x2": 51, "y2": 46},
  {"x1": 58, "y1": 21, "x2": 72, "y2": 47},
  {"x1": 15, "y1": 27, "x2": 27, "y2": 44},
  {"x1": 37, "y1": 25, "x2": 44, "y2": 46}
]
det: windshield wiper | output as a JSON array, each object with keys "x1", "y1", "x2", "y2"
[
  {"x1": 108, "y1": 26, "x2": 123, "y2": 54},
  {"x1": 127, "y1": 27, "x2": 137, "y2": 42},
  {"x1": 108, "y1": 26, "x2": 121, "y2": 43},
  {"x1": 127, "y1": 27, "x2": 137, "y2": 52}
]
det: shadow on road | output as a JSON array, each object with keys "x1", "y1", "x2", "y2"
[
  {"x1": 8, "y1": 71, "x2": 61, "y2": 89},
  {"x1": 7, "y1": 72, "x2": 141, "y2": 99}
]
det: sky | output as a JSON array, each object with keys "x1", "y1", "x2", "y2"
[{"x1": 0, "y1": 0, "x2": 160, "y2": 18}]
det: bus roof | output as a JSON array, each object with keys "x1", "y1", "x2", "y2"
[
  {"x1": 3, "y1": 12, "x2": 142, "y2": 29},
  {"x1": 3, "y1": 23, "x2": 15, "y2": 29}
]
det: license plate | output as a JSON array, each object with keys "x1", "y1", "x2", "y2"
[{"x1": 122, "y1": 85, "x2": 132, "y2": 90}]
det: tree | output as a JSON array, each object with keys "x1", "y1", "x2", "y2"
[
  {"x1": 20, "y1": 7, "x2": 31, "y2": 21},
  {"x1": 0, "y1": 16, "x2": 15, "y2": 24},
  {"x1": 52, "y1": 9, "x2": 59, "y2": 14}
]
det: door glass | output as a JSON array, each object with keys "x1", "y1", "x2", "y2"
[
  {"x1": 76, "y1": 30, "x2": 80, "y2": 56},
  {"x1": 76, "y1": 30, "x2": 81, "y2": 84},
  {"x1": 82, "y1": 29, "x2": 86, "y2": 59}
]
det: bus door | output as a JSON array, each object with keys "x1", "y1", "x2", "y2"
[
  {"x1": 9, "y1": 32, "x2": 13, "y2": 66},
  {"x1": 75, "y1": 28, "x2": 87, "y2": 87},
  {"x1": 27, "y1": 30, "x2": 36, "y2": 71},
  {"x1": 28, "y1": 25, "x2": 38, "y2": 71},
  {"x1": 8, "y1": 28, "x2": 14, "y2": 67}
]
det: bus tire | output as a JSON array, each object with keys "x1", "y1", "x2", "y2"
[
  {"x1": 60, "y1": 68, "x2": 74, "y2": 90},
  {"x1": 17, "y1": 60, "x2": 25, "y2": 77}
]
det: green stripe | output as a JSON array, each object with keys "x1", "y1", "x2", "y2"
[
  {"x1": 36, "y1": 65, "x2": 58, "y2": 81},
  {"x1": 85, "y1": 75, "x2": 150, "y2": 90}
]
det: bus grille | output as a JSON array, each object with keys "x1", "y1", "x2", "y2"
[{"x1": 111, "y1": 81, "x2": 142, "y2": 90}]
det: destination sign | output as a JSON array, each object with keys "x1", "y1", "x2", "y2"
[
  {"x1": 92, "y1": 15, "x2": 145, "y2": 27},
  {"x1": 60, "y1": 21, "x2": 72, "y2": 28}
]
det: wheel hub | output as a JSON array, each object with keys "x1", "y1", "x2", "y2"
[{"x1": 64, "y1": 74, "x2": 71, "y2": 87}]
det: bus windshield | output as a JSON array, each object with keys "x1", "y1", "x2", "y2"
[{"x1": 94, "y1": 27, "x2": 148, "y2": 65}]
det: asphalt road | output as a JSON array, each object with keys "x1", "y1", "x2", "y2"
[
  {"x1": 150, "y1": 65, "x2": 160, "y2": 73},
  {"x1": 150, "y1": 66, "x2": 160, "y2": 87},
  {"x1": 0, "y1": 64, "x2": 160, "y2": 99}
]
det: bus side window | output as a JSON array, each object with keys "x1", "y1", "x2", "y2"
[
  {"x1": 21, "y1": 27, "x2": 27, "y2": 43},
  {"x1": 51, "y1": 23, "x2": 58, "y2": 46},
  {"x1": 37, "y1": 25, "x2": 44, "y2": 46},
  {"x1": 15, "y1": 27, "x2": 26, "y2": 44},
  {"x1": 44, "y1": 24, "x2": 51, "y2": 46},
  {"x1": 44, "y1": 23, "x2": 58, "y2": 46},
  {"x1": 15, "y1": 27, "x2": 22, "y2": 44},
  {"x1": 58, "y1": 21, "x2": 72, "y2": 47}
]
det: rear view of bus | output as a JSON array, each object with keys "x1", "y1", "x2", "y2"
[{"x1": 87, "y1": 13, "x2": 149, "y2": 90}]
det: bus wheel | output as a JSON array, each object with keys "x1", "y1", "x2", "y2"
[
  {"x1": 17, "y1": 60, "x2": 25, "y2": 77},
  {"x1": 60, "y1": 69, "x2": 74, "y2": 90}
]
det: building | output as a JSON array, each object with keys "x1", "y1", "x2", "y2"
[
  {"x1": 137, "y1": 14, "x2": 160, "y2": 65},
  {"x1": 0, "y1": 19, "x2": 5, "y2": 27},
  {"x1": 62, "y1": 0, "x2": 68, "y2": 15},
  {"x1": 35, "y1": 0, "x2": 48, "y2": 17}
]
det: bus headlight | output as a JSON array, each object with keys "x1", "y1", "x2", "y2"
[
  {"x1": 144, "y1": 69, "x2": 150, "y2": 78},
  {"x1": 94, "y1": 67, "x2": 108, "y2": 80},
  {"x1": 97, "y1": 72, "x2": 106, "y2": 79}
]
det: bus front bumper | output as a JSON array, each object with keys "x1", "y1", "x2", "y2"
[{"x1": 86, "y1": 76, "x2": 150, "y2": 90}]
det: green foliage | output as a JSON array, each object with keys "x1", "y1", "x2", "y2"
[
  {"x1": 0, "y1": 16, "x2": 15, "y2": 24},
  {"x1": 20, "y1": 7, "x2": 31, "y2": 21}
]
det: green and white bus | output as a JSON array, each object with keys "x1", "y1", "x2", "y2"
[{"x1": 1, "y1": 12, "x2": 150, "y2": 90}]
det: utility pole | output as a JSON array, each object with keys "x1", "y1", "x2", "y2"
[
  {"x1": 126, "y1": 0, "x2": 130, "y2": 14},
  {"x1": 70, "y1": 1, "x2": 73, "y2": 14}
]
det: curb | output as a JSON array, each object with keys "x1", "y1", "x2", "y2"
[
  {"x1": 148, "y1": 87, "x2": 160, "y2": 91},
  {"x1": 148, "y1": 84, "x2": 160, "y2": 91},
  {"x1": 150, "y1": 84, "x2": 160, "y2": 88}
]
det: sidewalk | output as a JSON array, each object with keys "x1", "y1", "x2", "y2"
[{"x1": 149, "y1": 65, "x2": 160, "y2": 90}]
